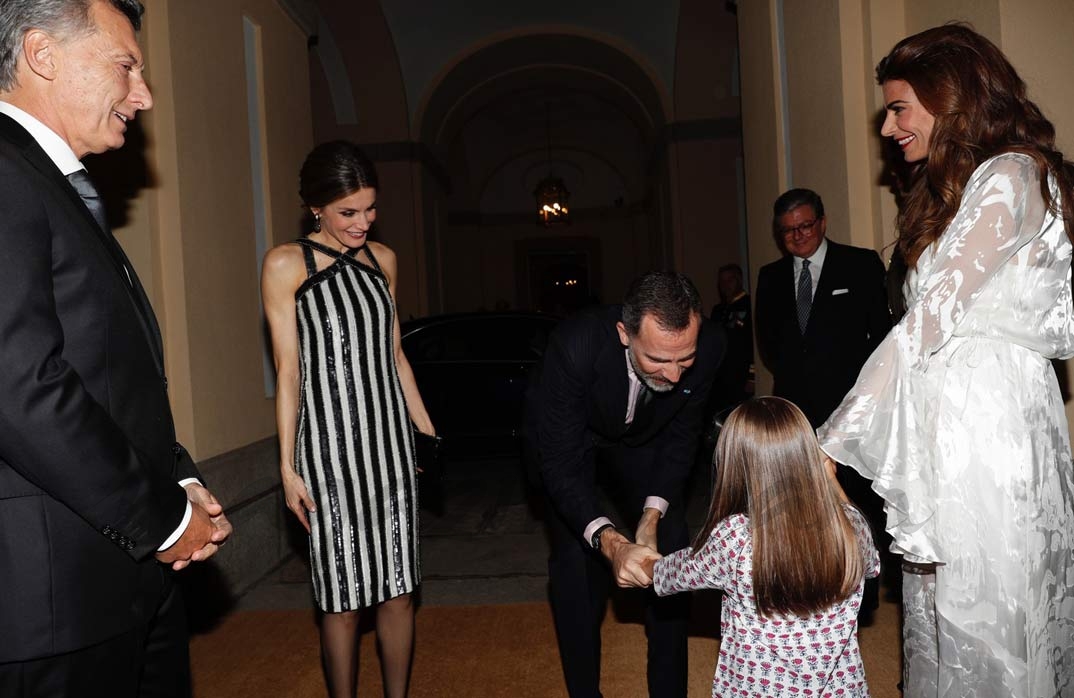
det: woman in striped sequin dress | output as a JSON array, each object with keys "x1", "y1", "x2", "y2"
[{"x1": 262, "y1": 141, "x2": 434, "y2": 698}]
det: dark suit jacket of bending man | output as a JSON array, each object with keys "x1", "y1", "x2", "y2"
[
  {"x1": 526, "y1": 304, "x2": 724, "y2": 696},
  {"x1": 755, "y1": 239, "x2": 891, "y2": 428},
  {"x1": 0, "y1": 113, "x2": 199, "y2": 662}
]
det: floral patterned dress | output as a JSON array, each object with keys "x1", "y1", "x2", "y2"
[
  {"x1": 819, "y1": 153, "x2": 1074, "y2": 697},
  {"x1": 654, "y1": 506, "x2": 879, "y2": 697}
]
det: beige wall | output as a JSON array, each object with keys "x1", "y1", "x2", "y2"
[
  {"x1": 738, "y1": 2, "x2": 785, "y2": 393},
  {"x1": 307, "y1": 0, "x2": 427, "y2": 320},
  {"x1": 738, "y1": 0, "x2": 783, "y2": 397},
  {"x1": 905, "y1": 0, "x2": 1001, "y2": 40},
  {"x1": 783, "y1": 1, "x2": 852, "y2": 246},
  {"x1": 997, "y1": 1, "x2": 1074, "y2": 155},
  {"x1": 740, "y1": 0, "x2": 1074, "y2": 420},
  {"x1": 118, "y1": 0, "x2": 312, "y2": 460},
  {"x1": 996, "y1": 0, "x2": 1074, "y2": 427}
]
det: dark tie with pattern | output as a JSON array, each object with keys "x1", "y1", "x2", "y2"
[
  {"x1": 637, "y1": 384, "x2": 654, "y2": 410},
  {"x1": 67, "y1": 169, "x2": 132, "y2": 287},
  {"x1": 796, "y1": 258, "x2": 812, "y2": 332},
  {"x1": 66, "y1": 169, "x2": 108, "y2": 232}
]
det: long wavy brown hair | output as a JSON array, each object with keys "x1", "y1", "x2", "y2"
[
  {"x1": 693, "y1": 398, "x2": 865, "y2": 617},
  {"x1": 877, "y1": 23, "x2": 1074, "y2": 268}
]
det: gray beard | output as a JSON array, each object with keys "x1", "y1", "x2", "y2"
[{"x1": 627, "y1": 348, "x2": 675, "y2": 393}]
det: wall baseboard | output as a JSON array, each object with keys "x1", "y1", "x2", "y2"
[{"x1": 183, "y1": 437, "x2": 305, "y2": 612}]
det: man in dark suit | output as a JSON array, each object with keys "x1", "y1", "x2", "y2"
[
  {"x1": 754, "y1": 188, "x2": 891, "y2": 429},
  {"x1": 754, "y1": 188, "x2": 891, "y2": 619},
  {"x1": 709, "y1": 263, "x2": 754, "y2": 411},
  {"x1": 0, "y1": 1, "x2": 231, "y2": 695},
  {"x1": 526, "y1": 271, "x2": 724, "y2": 698}
]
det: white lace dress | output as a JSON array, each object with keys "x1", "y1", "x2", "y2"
[{"x1": 819, "y1": 153, "x2": 1074, "y2": 697}]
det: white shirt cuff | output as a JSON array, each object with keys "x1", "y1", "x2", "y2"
[
  {"x1": 643, "y1": 496, "x2": 669, "y2": 517},
  {"x1": 158, "y1": 502, "x2": 192, "y2": 552},
  {"x1": 584, "y1": 516, "x2": 615, "y2": 548},
  {"x1": 156, "y1": 480, "x2": 202, "y2": 552}
]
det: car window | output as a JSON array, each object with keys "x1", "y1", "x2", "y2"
[
  {"x1": 491, "y1": 318, "x2": 553, "y2": 361},
  {"x1": 403, "y1": 317, "x2": 556, "y2": 362},
  {"x1": 403, "y1": 322, "x2": 472, "y2": 362}
]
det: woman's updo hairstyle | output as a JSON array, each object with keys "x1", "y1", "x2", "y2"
[{"x1": 299, "y1": 140, "x2": 379, "y2": 208}]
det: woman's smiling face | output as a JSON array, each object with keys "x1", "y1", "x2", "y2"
[
  {"x1": 312, "y1": 187, "x2": 377, "y2": 249},
  {"x1": 880, "y1": 79, "x2": 935, "y2": 163}
]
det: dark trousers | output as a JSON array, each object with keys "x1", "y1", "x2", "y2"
[
  {"x1": 545, "y1": 443, "x2": 690, "y2": 698},
  {"x1": 0, "y1": 574, "x2": 191, "y2": 698},
  {"x1": 798, "y1": 401, "x2": 884, "y2": 619},
  {"x1": 837, "y1": 464, "x2": 885, "y2": 616}
]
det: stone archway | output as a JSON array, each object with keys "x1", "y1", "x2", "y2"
[{"x1": 413, "y1": 33, "x2": 672, "y2": 313}]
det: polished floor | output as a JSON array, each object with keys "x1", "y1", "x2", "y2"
[
  {"x1": 238, "y1": 455, "x2": 555, "y2": 611},
  {"x1": 212, "y1": 452, "x2": 903, "y2": 697}
]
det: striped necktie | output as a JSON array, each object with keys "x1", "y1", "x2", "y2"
[{"x1": 796, "y1": 259, "x2": 812, "y2": 332}]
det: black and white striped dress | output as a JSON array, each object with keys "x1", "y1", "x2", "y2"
[{"x1": 292, "y1": 237, "x2": 419, "y2": 612}]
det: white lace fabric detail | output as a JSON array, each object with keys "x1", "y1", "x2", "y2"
[{"x1": 820, "y1": 153, "x2": 1074, "y2": 696}]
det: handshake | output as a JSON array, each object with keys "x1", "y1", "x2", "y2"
[{"x1": 597, "y1": 508, "x2": 664, "y2": 589}]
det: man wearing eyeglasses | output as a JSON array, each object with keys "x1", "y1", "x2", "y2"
[
  {"x1": 755, "y1": 188, "x2": 891, "y2": 429},
  {"x1": 754, "y1": 188, "x2": 891, "y2": 619}
]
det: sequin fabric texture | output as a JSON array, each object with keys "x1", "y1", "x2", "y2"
[
  {"x1": 292, "y1": 238, "x2": 419, "y2": 612},
  {"x1": 654, "y1": 506, "x2": 880, "y2": 697},
  {"x1": 820, "y1": 153, "x2": 1074, "y2": 696}
]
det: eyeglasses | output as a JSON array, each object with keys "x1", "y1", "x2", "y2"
[{"x1": 779, "y1": 219, "x2": 820, "y2": 238}]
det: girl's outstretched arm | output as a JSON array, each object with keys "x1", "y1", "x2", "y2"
[{"x1": 653, "y1": 514, "x2": 748, "y2": 596}]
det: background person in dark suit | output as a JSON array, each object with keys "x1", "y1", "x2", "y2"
[
  {"x1": 0, "y1": 1, "x2": 231, "y2": 695},
  {"x1": 709, "y1": 263, "x2": 754, "y2": 411},
  {"x1": 526, "y1": 271, "x2": 724, "y2": 698},
  {"x1": 754, "y1": 188, "x2": 891, "y2": 429},
  {"x1": 754, "y1": 187, "x2": 891, "y2": 620}
]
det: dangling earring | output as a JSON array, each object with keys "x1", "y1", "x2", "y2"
[{"x1": 313, "y1": 212, "x2": 321, "y2": 232}]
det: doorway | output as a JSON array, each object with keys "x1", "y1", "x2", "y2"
[{"x1": 516, "y1": 236, "x2": 602, "y2": 315}]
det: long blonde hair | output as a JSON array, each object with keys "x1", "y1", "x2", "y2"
[{"x1": 693, "y1": 397, "x2": 865, "y2": 617}]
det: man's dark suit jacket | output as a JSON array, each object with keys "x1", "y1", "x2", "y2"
[
  {"x1": 527, "y1": 305, "x2": 724, "y2": 536},
  {"x1": 0, "y1": 114, "x2": 197, "y2": 662},
  {"x1": 755, "y1": 240, "x2": 891, "y2": 427}
]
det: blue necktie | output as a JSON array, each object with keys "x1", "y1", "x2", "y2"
[{"x1": 796, "y1": 259, "x2": 812, "y2": 332}]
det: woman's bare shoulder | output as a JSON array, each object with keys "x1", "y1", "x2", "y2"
[
  {"x1": 263, "y1": 242, "x2": 308, "y2": 288},
  {"x1": 367, "y1": 240, "x2": 396, "y2": 261},
  {"x1": 367, "y1": 240, "x2": 397, "y2": 275},
  {"x1": 265, "y1": 240, "x2": 305, "y2": 265}
]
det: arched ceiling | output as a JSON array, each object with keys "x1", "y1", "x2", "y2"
[
  {"x1": 426, "y1": 57, "x2": 656, "y2": 215},
  {"x1": 376, "y1": 0, "x2": 681, "y2": 123},
  {"x1": 467, "y1": 87, "x2": 636, "y2": 215},
  {"x1": 302, "y1": 1, "x2": 738, "y2": 219},
  {"x1": 421, "y1": 35, "x2": 666, "y2": 144}
]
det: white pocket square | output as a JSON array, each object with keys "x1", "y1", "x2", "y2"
[{"x1": 832, "y1": 288, "x2": 849, "y2": 295}]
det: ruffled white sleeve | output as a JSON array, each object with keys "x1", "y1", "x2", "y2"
[{"x1": 817, "y1": 153, "x2": 1047, "y2": 562}]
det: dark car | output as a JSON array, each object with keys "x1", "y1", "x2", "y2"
[{"x1": 401, "y1": 312, "x2": 560, "y2": 458}]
